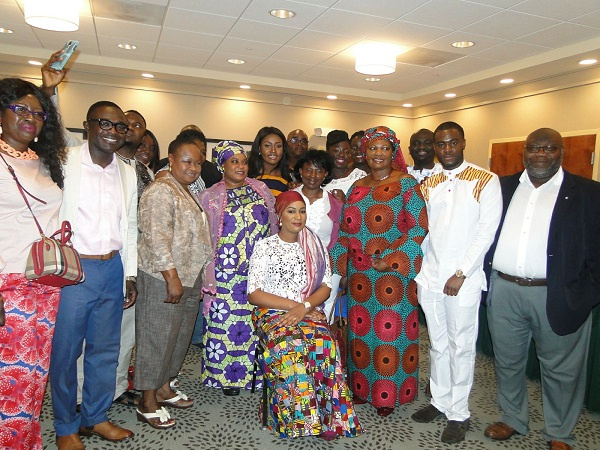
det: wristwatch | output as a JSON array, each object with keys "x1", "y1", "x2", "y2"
[
  {"x1": 126, "y1": 276, "x2": 137, "y2": 283},
  {"x1": 303, "y1": 301, "x2": 311, "y2": 310},
  {"x1": 455, "y1": 270, "x2": 466, "y2": 279}
]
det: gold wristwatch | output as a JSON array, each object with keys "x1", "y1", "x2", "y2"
[{"x1": 455, "y1": 270, "x2": 466, "y2": 279}]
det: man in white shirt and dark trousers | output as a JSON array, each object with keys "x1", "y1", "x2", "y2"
[
  {"x1": 411, "y1": 121, "x2": 502, "y2": 444},
  {"x1": 483, "y1": 128, "x2": 600, "y2": 450},
  {"x1": 50, "y1": 101, "x2": 138, "y2": 449},
  {"x1": 407, "y1": 128, "x2": 442, "y2": 184}
]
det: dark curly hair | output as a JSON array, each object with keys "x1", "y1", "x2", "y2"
[
  {"x1": 294, "y1": 149, "x2": 334, "y2": 186},
  {"x1": 141, "y1": 129, "x2": 161, "y2": 172},
  {"x1": 0, "y1": 78, "x2": 66, "y2": 188},
  {"x1": 248, "y1": 126, "x2": 290, "y2": 181}
]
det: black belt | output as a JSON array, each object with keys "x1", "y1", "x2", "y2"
[{"x1": 497, "y1": 271, "x2": 547, "y2": 287}]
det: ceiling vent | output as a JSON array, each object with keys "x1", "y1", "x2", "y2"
[{"x1": 91, "y1": 0, "x2": 166, "y2": 26}]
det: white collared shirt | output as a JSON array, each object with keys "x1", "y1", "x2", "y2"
[
  {"x1": 408, "y1": 163, "x2": 442, "y2": 184},
  {"x1": 492, "y1": 168, "x2": 563, "y2": 278},
  {"x1": 416, "y1": 161, "x2": 502, "y2": 292},
  {"x1": 71, "y1": 146, "x2": 123, "y2": 254}
]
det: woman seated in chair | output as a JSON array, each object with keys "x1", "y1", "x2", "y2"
[{"x1": 247, "y1": 191, "x2": 363, "y2": 441}]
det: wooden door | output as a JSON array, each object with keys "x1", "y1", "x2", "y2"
[{"x1": 490, "y1": 134, "x2": 595, "y2": 179}]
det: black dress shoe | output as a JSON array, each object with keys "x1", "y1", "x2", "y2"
[
  {"x1": 441, "y1": 419, "x2": 470, "y2": 444},
  {"x1": 411, "y1": 404, "x2": 443, "y2": 423},
  {"x1": 222, "y1": 387, "x2": 240, "y2": 396}
]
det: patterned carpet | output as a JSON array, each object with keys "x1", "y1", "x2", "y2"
[{"x1": 41, "y1": 328, "x2": 600, "y2": 449}]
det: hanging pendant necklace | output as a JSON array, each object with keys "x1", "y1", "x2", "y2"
[{"x1": 371, "y1": 173, "x2": 390, "y2": 181}]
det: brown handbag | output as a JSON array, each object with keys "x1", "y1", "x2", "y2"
[{"x1": 1, "y1": 154, "x2": 85, "y2": 287}]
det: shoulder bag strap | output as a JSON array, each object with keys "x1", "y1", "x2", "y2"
[{"x1": 0, "y1": 152, "x2": 47, "y2": 236}]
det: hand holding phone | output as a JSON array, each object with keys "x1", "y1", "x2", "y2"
[{"x1": 50, "y1": 40, "x2": 79, "y2": 71}]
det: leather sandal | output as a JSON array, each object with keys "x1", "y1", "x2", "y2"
[{"x1": 136, "y1": 407, "x2": 176, "y2": 429}]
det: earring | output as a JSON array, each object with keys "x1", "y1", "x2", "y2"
[{"x1": 33, "y1": 136, "x2": 38, "y2": 143}]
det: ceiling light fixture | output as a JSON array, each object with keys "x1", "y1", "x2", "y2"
[
  {"x1": 228, "y1": 59, "x2": 245, "y2": 65},
  {"x1": 451, "y1": 41, "x2": 475, "y2": 48},
  {"x1": 579, "y1": 58, "x2": 597, "y2": 65},
  {"x1": 500, "y1": 78, "x2": 514, "y2": 84},
  {"x1": 118, "y1": 43, "x2": 136, "y2": 50},
  {"x1": 354, "y1": 42, "x2": 407, "y2": 76},
  {"x1": 240, "y1": 85, "x2": 251, "y2": 89},
  {"x1": 445, "y1": 93, "x2": 456, "y2": 98},
  {"x1": 0, "y1": 27, "x2": 14, "y2": 34},
  {"x1": 141, "y1": 73, "x2": 154, "y2": 78},
  {"x1": 327, "y1": 95, "x2": 337, "y2": 100},
  {"x1": 24, "y1": 0, "x2": 81, "y2": 32},
  {"x1": 365, "y1": 77, "x2": 381, "y2": 82},
  {"x1": 402, "y1": 103, "x2": 413, "y2": 108},
  {"x1": 269, "y1": 9, "x2": 295, "y2": 19},
  {"x1": 28, "y1": 60, "x2": 43, "y2": 66}
]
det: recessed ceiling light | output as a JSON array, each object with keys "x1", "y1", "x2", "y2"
[
  {"x1": 0, "y1": 27, "x2": 14, "y2": 34},
  {"x1": 327, "y1": 95, "x2": 337, "y2": 100},
  {"x1": 402, "y1": 103, "x2": 413, "y2": 108},
  {"x1": 579, "y1": 58, "x2": 597, "y2": 65},
  {"x1": 28, "y1": 60, "x2": 43, "y2": 66},
  {"x1": 269, "y1": 9, "x2": 295, "y2": 19},
  {"x1": 445, "y1": 93, "x2": 456, "y2": 98},
  {"x1": 141, "y1": 73, "x2": 154, "y2": 78},
  {"x1": 500, "y1": 78, "x2": 514, "y2": 84},
  {"x1": 365, "y1": 77, "x2": 381, "y2": 82},
  {"x1": 451, "y1": 41, "x2": 475, "y2": 48},
  {"x1": 240, "y1": 84, "x2": 251, "y2": 89},
  {"x1": 118, "y1": 43, "x2": 136, "y2": 50},
  {"x1": 228, "y1": 59, "x2": 245, "y2": 65}
]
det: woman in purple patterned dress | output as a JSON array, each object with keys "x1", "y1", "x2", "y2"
[{"x1": 198, "y1": 141, "x2": 277, "y2": 396}]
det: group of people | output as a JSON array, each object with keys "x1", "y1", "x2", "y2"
[{"x1": 0, "y1": 48, "x2": 598, "y2": 450}]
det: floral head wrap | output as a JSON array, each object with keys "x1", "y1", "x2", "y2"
[
  {"x1": 213, "y1": 140, "x2": 246, "y2": 173},
  {"x1": 274, "y1": 191, "x2": 326, "y2": 301},
  {"x1": 361, "y1": 125, "x2": 407, "y2": 172}
]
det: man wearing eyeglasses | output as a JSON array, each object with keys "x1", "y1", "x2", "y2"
[
  {"x1": 412, "y1": 121, "x2": 502, "y2": 444},
  {"x1": 483, "y1": 128, "x2": 600, "y2": 450},
  {"x1": 286, "y1": 129, "x2": 309, "y2": 182},
  {"x1": 50, "y1": 101, "x2": 137, "y2": 448}
]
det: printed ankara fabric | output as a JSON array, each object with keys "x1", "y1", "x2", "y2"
[
  {"x1": 252, "y1": 308, "x2": 363, "y2": 439},
  {"x1": 0, "y1": 274, "x2": 60, "y2": 450},
  {"x1": 201, "y1": 185, "x2": 270, "y2": 389},
  {"x1": 330, "y1": 178, "x2": 427, "y2": 407}
]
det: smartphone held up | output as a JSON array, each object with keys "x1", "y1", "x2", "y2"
[{"x1": 50, "y1": 40, "x2": 79, "y2": 71}]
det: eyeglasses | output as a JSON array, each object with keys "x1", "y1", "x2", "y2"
[
  {"x1": 6, "y1": 104, "x2": 47, "y2": 121},
  {"x1": 524, "y1": 145, "x2": 560, "y2": 154},
  {"x1": 289, "y1": 137, "x2": 308, "y2": 145},
  {"x1": 87, "y1": 118, "x2": 129, "y2": 134}
]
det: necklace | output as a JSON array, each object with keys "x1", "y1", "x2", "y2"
[
  {"x1": 371, "y1": 173, "x2": 390, "y2": 181},
  {"x1": 0, "y1": 138, "x2": 38, "y2": 160}
]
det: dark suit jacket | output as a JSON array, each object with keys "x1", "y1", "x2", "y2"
[{"x1": 485, "y1": 170, "x2": 600, "y2": 335}]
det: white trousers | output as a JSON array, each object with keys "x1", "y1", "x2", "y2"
[{"x1": 418, "y1": 284, "x2": 481, "y2": 421}]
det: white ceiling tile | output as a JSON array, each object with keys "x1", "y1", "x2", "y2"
[
  {"x1": 571, "y1": 9, "x2": 600, "y2": 28},
  {"x1": 241, "y1": 0, "x2": 328, "y2": 28},
  {"x1": 331, "y1": 0, "x2": 429, "y2": 19},
  {"x1": 168, "y1": 0, "x2": 251, "y2": 16},
  {"x1": 228, "y1": 19, "x2": 301, "y2": 45},
  {"x1": 472, "y1": 41, "x2": 550, "y2": 61},
  {"x1": 437, "y1": 56, "x2": 501, "y2": 74},
  {"x1": 95, "y1": 17, "x2": 161, "y2": 41},
  {"x1": 517, "y1": 22, "x2": 600, "y2": 48},
  {"x1": 287, "y1": 30, "x2": 358, "y2": 53},
  {"x1": 0, "y1": 20, "x2": 40, "y2": 41},
  {"x1": 400, "y1": 0, "x2": 502, "y2": 30},
  {"x1": 203, "y1": 51, "x2": 265, "y2": 72},
  {"x1": 289, "y1": 0, "x2": 337, "y2": 7},
  {"x1": 163, "y1": 8, "x2": 237, "y2": 35},
  {"x1": 217, "y1": 37, "x2": 279, "y2": 58},
  {"x1": 251, "y1": 59, "x2": 313, "y2": 77},
  {"x1": 295, "y1": 65, "x2": 355, "y2": 82},
  {"x1": 307, "y1": 10, "x2": 393, "y2": 38},
  {"x1": 423, "y1": 31, "x2": 507, "y2": 54},
  {"x1": 159, "y1": 28, "x2": 223, "y2": 51},
  {"x1": 269, "y1": 46, "x2": 334, "y2": 65},
  {"x1": 367, "y1": 20, "x2": 452, "y2": 48},
  {"x1": 318, "y1": 53, "x2": 355, "y2": 70},
  {"x1": 154, "y1": 44, "x2": 212, "y2": 65},
  {"x1": 467, "y1": 0, "x2": 523, "y2": 7},
  {"x1": 98, "y1": 36, "x2": 157, "y2": 59},
  {"x1": 511, "y1": 0, "x2": 600, "y2": 21},
  {"x1": 31, "y1": 30, "x2": 100, "y2": 54},
  {"x1": 461, "y1": 10, "x2": 560, "y2": 40}
]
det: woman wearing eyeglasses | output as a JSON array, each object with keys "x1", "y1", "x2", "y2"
[{"x1": 0, "y1": 78, "x2": 67, "y2": 450}]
